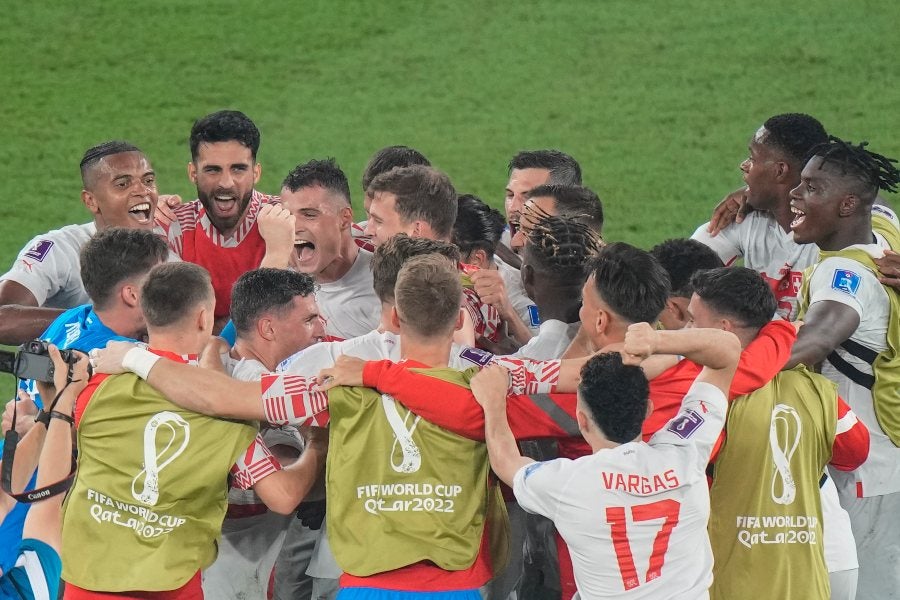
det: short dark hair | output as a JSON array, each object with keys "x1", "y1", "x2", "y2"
[
  {"x1": 587, "y1": 243, "x2": 670, "y2": 324},
  {"x1": 372, "y1": 234, "x2": 460, "y2": 304},
  {"x1": 809, "y1": 136, "x2": 900, "y2": 199},
  {"x1": 141, "y1": 263, "x2": 214, "y2": 328},
  {"x1": 508, "y1": 150, "x2": 582, "y2": 185},
  {"x1": 367, "y1": 165, "x2": 458, "y2": 239},
  {"x1": 395, "y1": 254, "x2": 462, "y2": 338},
  {"x1": 524, "y1": 216, "x2": 602, "y2": 281},
  {"x1": 578, "y1": 353, "x2": 649, "y2": 444},
  {"x1": 282, "y1": 158, "x2": 351, "y2": 205},
  {"x1": 761, "y1": 113, "x2": 828, "y2": 167},
  {"x1": 80, "y1": 228, "x2": 169, "y2": 310},
  {"x1": 80, "y1": 141, "x2": 143, "y2": 187},
  {"x1": 190, "y1": 110, "x2": 260, "y2": 161},
  {"x1": 362, "y1": 146, "x2": 431, "y2": 191},
  {"x1": 231, "y1": 269, "x2": 317, "y2": 335},
  {"x1": 691, "y1": 267, "x2": 775, "y2": 330},
  {"x1": 526, "y1": 184, "x2": 603, "y2": 233},
  {"x1": 650, "y1": 239, "x2": 724, "y2": 299},
  {"x1": 452, "y1": 195, "x2": 505, "y2": 261}
]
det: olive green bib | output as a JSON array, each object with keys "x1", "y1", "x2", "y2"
[
  {"x1": 62, "y1": 373, "x2": 257, "y2": 591},
  {"x1": 326, "y1": 366, "x2": 508, "y2": 577}
]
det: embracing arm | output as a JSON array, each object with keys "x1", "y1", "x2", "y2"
[
  {"x1": 786, "y1": 301, "x2": 859, "y2": 370},
  {"x1": 0, "y1": 281, "x2": 64, "y2": 345},
  {"x1": 252, "y1": 429, "x2": 328, "y2": 515}
]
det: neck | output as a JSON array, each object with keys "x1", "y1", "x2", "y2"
[
  {"x1": 398, "y1": 331, "x2": 452, "y2": 367},
  {"x1": 231, "y1": 338, "x2": 279, "y2": 371},
  {"x1": 93, "y1": 306, "x2": 144, "y2": 340},
  {"x1": 378, "y1": 302, "x2": 398, "y2": 334},
  {"x1": 535, "y1": 286, "x2": 582, "y2": 323},
  {"x1": 817, "y1": 216, "x2": 874, "y2": 251},
  {"x1": 147, "y1": 330, "x2": 207, "y2": 356},
  {"x1": 771, "y1": 189, "x2": 797, "y2": 233},
  {"x1": 316, "y1": 233, "x2": 360, "y2": 284}
]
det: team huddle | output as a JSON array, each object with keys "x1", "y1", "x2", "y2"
[{"x1": 0, "y1": 110, "x2": 898, "y2": 600}]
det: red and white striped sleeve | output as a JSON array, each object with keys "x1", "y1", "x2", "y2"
[
  {"x1": 489, "y1": 356, "x2": 561, "y2": 394},
  {"x1": 830, "y1": 396, "x2": 869, "y2": 472},
  {"x1": 230, "y1": 434, "x2": 282, "y2": 490},
  {"x1": 260, "y1": 374, "x2": 331, "y2": 427}
]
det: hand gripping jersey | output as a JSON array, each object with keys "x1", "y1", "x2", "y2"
[
  {"x1": 459, "y1": 263, "x2": 503, "y2": 346},
  {"x1": 325, "y1": 368, "x2": 508, "y2": 579},
  {"x1": 708, "y1": 367, "x2": 839, "y2": 600},
  {"x1": 62, "y1": 354, "x2": 259, "y2": 593},
  {"x1": 514, "y1": 381, "x2": 727, "y2": 599},
  {"x1": 160, "y1": 190, "x2": 278, "y2": 320}
]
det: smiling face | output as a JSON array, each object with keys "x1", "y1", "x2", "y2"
[
  {"x1": 788, "y1": 156, "x2": 849, "y2": 247},
  {"x1": 281, "y1": 184, "x2": 352, "y2": 281},
  {"x1": 189, "y1": 140, "x2": 261, "y2": 236},
  {"x1": 82, "y1": 151, "x2": 158, "y2": 229}
]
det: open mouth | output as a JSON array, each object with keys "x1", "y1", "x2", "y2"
[
  {"x1": 790, "y1": 206, "x2": 806, "y2": 229},
  {"x1": 212, "y1": 194, "x2": 238, "y2": 214},
  {"x1": 128, "y1": 202, "x2": 152, "y2": 223},
  {"x1": 295, "y1": 239, "x2": 316, "y2": 262}
]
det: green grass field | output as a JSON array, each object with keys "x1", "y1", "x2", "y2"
[{"x1": 1, "y1": 0, "x2": 897, "y2": 265}]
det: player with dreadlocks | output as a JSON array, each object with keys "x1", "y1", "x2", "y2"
[{"x1": 786, "y1": 136, "x2": 900, "y2": 600}]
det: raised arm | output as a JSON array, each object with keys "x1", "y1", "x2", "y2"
[
  {"x1": 471, "y1": 365, "x2": 533, "y2": 487},
  {"x1": 786, "y1": 301, "x2": 859, "y2": 369}
]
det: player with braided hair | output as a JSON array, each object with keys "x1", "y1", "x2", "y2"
[{"x1": 787, "y1": 137, "x2": 900, "y2": 600}]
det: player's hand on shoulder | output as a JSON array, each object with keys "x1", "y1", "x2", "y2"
[
  {"x1": 707, "y1": 186, "x2": 752, "y2": 236},
  {"x1": 623, "y1": 322, "x2": 658, "y2": 364},
  {"x1": 470, "y1": 364, "x2": 511, "y2": 410},
  {"x1": 91, "y1": 341, "x2": 138, "y2": 375},
  {"x1": 874, "y1": 249, "x2": 900, "y2": 291},
  {"x1": 316, "y1": 355, "x2": 365, "y2": 390},
  {"x1": 199, "y1": 336, "x2": 230, "y2": 372}
]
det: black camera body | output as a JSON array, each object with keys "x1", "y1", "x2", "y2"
[{"x1": 0, "y1": 340, "x2": 77, "y2": 383}]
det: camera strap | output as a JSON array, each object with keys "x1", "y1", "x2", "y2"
[{"x1": 1, "y1": 374, "x2": 78, "y2": 503}]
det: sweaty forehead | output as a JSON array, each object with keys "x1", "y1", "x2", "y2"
[{"x1": 87, "y1": 151, "x2": 150, "y2": 185}]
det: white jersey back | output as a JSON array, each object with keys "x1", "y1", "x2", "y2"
[{"x1": 514, "y1": 381, "x2": 726, "y2": 599}]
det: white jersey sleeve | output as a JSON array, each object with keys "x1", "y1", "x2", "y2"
[
  {"x1": 649, "y1": 380, "x2": 727, "y2": 467},
  {"x1": 513, "y1": 459, "x2": 573, "y2": 520},
  {"x1": 691, "y1": 220, "x2": 744, "y2": 266},
  {"x1": 0, "y1": 222, "x2": 95, "y2": 307}
]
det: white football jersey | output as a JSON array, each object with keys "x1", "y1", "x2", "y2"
[
  {"x1": 514, "y1": 381, "x2": 726, "y2": 599},
  {"x1": 315, "y1": 249, "x2": 381, "y2": 341}
]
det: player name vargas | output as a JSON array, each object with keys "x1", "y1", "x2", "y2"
[{"x1": 601, "y1": 469, "x2": 680, "y2": 495}]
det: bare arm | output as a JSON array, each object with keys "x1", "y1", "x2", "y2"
[
  {"x1": 21, "y1": 347, "x2": 90, "y2": 551},
  {"x1": 624, "y1": 323, "x2": 740, "y2": 396},
  {"x1": 93, "y1": 342, "x2": 264, "y2": 420},
  {"x1": 786, "y1": 301, "x2": 859, "y2": 369},
  {"x1": 471, "y1": 365, "x2": 534, "y2": 487},
  {"x1": 0, "y1": 280, "x2": 64, "y2": 345},
  {"x1": 253, "y1": 428, "x2": 328, "y2": 515}
]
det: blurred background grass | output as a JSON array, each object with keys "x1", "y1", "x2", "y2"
[{"x1": 0, "y1": 1, "x2": 897, "y2": 393}]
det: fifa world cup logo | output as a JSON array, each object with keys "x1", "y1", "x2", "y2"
[
  {"x1": 769, "y1": 404, "x2": 802, "y2": 505},
  {"x1": 381, "y1": 395, "x2": 422, "y2": 474},
  {"x1": 132, "y1": 411, "x2": 191, "y2": 506}
]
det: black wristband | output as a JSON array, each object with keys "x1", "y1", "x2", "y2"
[
  {"x1": 50, "y1": 411, "x2": 75, "y2": 425},
  {"x1": 34, "y1": 411, "x2": 51, "y2": 427}
]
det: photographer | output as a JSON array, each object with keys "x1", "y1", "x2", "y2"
[{"x1": 0, "y1": 346, "x2": 88, "y2": 598}]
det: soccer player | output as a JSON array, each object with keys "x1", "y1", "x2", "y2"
[
  {"x1": 472, "y1": 322, "x2": 740, "y2": 598},
  {"x1": 691, "y1": 113, "x2": 829, "y2": 319},
  {"x1": 453, "y1": 194, "x2": 539, "y2": 343},
  {"x1": 0, "y1": 228, "x2": 170, "y2": 573},
  {"x1": 63, "y1": 263, "x2": 326, "y2": 599},
  {"x1": 203, "y1": 269, "x2": 326, "y2": 600},
  {"x1": 786, "y1": 137, "x2": 900, "y2": 600},
  {"x1": 514, "y1": 215, "x2": 603, "y2": 360},
  {"x1": 280, "y1": 159, "x2": 380, "y2": 340},
  {"x1": 159, "y1": 110, "x2": 282, "y2": 330},
  {"x1": 687, "y1": 267, "x2": 869, "y2": 600},
  {"x1": 649, "y1": 238, "x2": 724, "y2": 330},
  {"x1": 0, "y1": 141, "x2": 160, "y2": 345}
]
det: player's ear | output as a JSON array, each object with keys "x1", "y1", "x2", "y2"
[
  {"x1": 257, "y1": 316, "x2": 275, "y2": 341},
  {"x1": 773, "y1": 160, "x2": 791, "y2": 183},
  {"x1": 454, "y1": 308, "x2": 465, "y2": 331},
  {"x1": 339, "y1": 205, "x2": 353, "y2": 229},
  {"x1": 82, "y1": 190, "x2": 99, "y2": 215},
  {"x1": 390, "y1": 306, "x2": 401, "y2": 329},
  {"x1": 187, "y1": 161, "x2": 198, "y2": 185},
  {"x1": 468, "y1": 249, "x2": 489, "y2": 270},
  {"x1": 575, "y1": 407, "x2": 590, "y2": 436},
  {"x1": 645, "y1": 400, "x2": 653, "y2": 419},
  {"x1": 253, "y1": 162, "x2": 262, "y2": 185},
  {"x1": 121, "y1": 282, "x2": 140, "y2": 308},
  {"x1": 839, "y1": 194, "x2": 859, "y2": 216}
]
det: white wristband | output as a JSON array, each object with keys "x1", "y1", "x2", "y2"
[{"x1": 122, "y1": 347, "x2": 162, "y2": 380}]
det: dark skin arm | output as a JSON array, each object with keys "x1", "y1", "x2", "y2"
[
  {"x1": 786, "y1": 301, "x2": 860, "y2": 369},
  {"x1": 0, "y1": 280, "x2": 64, "y2": 345}
]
